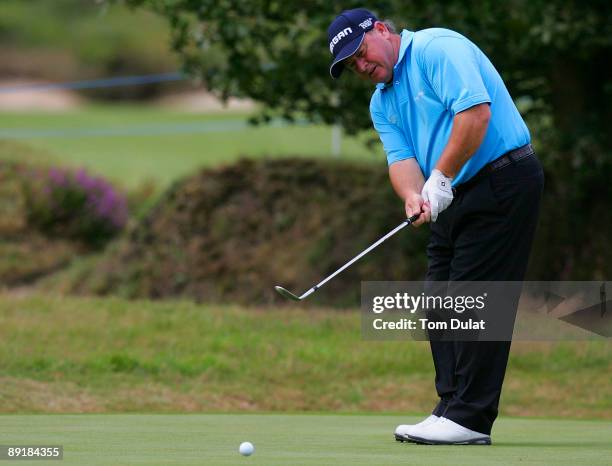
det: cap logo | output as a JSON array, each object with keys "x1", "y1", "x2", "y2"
[
  {"x1": 359, "y1": 18, "x2": 373, "y2": 29},
  {"x1": 329, "y1": 27, "x2": 352, "y2": 54}
]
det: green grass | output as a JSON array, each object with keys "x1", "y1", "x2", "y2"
[
  {"x1": 1, "y1": 414, "x2": 610, "y2": 465},
  {"x1": 0, "y1": 293, "x2": 609, "y2": 417},
  {"x1": 0, "y1": 105, "x2": 383, "y2": 189}
]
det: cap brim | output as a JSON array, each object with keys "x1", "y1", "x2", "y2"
[{"x1": 329, "y1": 34, "x2": 365, "y2": 79}]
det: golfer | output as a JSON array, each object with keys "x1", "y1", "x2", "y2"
[{"x1": 328, "y1": 9, "x2": 544, "y2": 444}]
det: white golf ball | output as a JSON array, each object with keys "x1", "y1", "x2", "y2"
[{"x1": 239, "y1": 441, "x2": 254, "y2": 456}]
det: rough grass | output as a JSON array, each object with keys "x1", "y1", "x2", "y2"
[{"x1": 0, "y1": 293, "x2": 609, "y2": 417}]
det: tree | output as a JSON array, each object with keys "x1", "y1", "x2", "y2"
[
  {"x1": 124, "y1": 0, "x2": 612, "y2": 279},
  {"x1": 124, "y1": 1, "x2": 610, "y2": 140}
]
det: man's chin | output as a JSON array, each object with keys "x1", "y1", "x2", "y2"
[{"x1": 370, "y1": 68, "x2": 390, "y2": 84}]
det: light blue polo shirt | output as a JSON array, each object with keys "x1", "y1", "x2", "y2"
[{"x1": 370, "y1": 28, "x2": 530, "y2": 185}]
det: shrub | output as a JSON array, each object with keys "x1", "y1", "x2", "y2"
[
  {"x1": 67, "y1": 158, "x2": 430, "y2": 305},
  {"x1": 24, "y1": 167, "x2": 128, "y2": 248}
]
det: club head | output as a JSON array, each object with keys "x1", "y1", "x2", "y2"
[{"x1": 274, "y1": 286, "x2": 302, "y2": 301}]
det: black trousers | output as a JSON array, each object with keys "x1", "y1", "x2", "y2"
[{"x1": 426, "y1": 151, "x2": 544, "y2": 435}]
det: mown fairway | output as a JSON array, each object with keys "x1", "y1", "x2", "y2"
[
  {"x1": 0, "y1": 106, "x2": 382, "y2": 188},
  {"x1": 2, "y1": 414, "x2": 610, "y2": 465}
]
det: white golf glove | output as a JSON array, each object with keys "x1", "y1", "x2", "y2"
[{"x1": 421, "y1": 169, "x2": 454, "y2": 222}]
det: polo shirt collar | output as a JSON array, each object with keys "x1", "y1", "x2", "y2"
[{"x1": 376, "y1": 29, "x2": 414, "y2": 90}]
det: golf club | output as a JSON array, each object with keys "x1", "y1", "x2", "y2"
[{"x1": 274, "y1": 214, "x2": 420, "y2": 301}]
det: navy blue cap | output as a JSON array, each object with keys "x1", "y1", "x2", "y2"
[{"x1": 328, "y1": 8, "x2": 378, "y2": 79}]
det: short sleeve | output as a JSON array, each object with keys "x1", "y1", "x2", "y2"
[
  {"x1": 370, "y1": 96, "x2": 415, "y2": 166},
  {"x1": 419, "y1": 36, "x2": 491, "y2": 115}
]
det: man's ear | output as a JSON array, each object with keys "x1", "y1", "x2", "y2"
[{"x1": 373, "y1": 21, "x2": 389, "y2": 37}]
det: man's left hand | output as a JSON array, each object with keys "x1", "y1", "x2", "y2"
[{"x1": 421, "y1": 169, "x2": 454, "y2": 222}]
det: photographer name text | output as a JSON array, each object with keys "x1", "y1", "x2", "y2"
[{"x1": 372, "y1": 318, "x2": 486, "y2": 330}]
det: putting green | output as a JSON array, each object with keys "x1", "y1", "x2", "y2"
[{"x1": 1, "y1": 414, "x2": 610, "y2": 465}]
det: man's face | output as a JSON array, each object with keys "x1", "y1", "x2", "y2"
[{"x1": 343, "y1": 23, "x2": 395, "y2": 84}]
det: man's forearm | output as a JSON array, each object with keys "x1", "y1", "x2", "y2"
[
  {"x1": 435, "y1": 103, "x2": 491, "y2": 178},
  {"x1": 389, "y1": 157, "x2": 426, "y2": 201}
]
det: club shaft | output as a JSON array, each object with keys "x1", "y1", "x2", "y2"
[{"x1": 301, "y1": 216, "x2": 417, "y2": 298}]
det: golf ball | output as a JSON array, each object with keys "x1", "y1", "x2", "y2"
[{"x1": 239, "y1": 441, "x2": 254, "y2": 456}]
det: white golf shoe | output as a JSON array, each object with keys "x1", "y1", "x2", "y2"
[
  {"x1": 406, "y1": 416, "x2": 491, "y2": 445},
  {"x1": 394, "y1": 414, "x2": 440, "y2": 442}
]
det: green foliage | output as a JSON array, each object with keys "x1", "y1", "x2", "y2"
[{"x1": 126, "y1": 1, "x2": 611, "y2": 139}]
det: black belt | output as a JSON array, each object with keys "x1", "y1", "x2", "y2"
[{"x1": 454, "y1": 144, "x2": 535, "y2": 194}]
